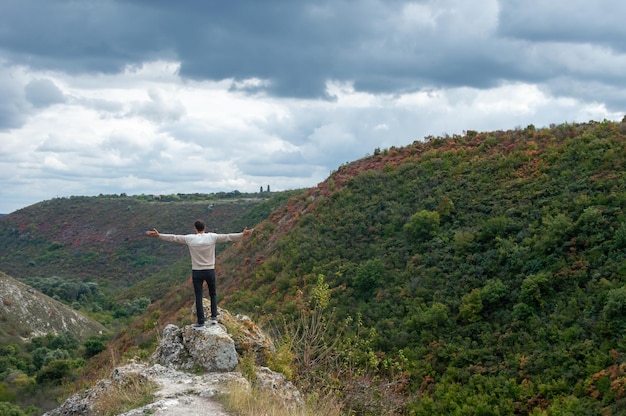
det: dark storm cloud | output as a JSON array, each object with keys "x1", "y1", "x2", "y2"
[
  {"x1": 498, "y1": 0, "x2": 626, "y2": 49},
  {"x1": 2, "y1": 0, "x2": 625, "y2": 102},
  {"x1": 0, "y1": 0, "x2": 497, "y2": 98},
  {"x1": 24, "y1": 79, "x2": 66, "y2": 108},
  {"x1": 0, "y1": 68, "x2": 30, "y2": 131},
  {"x1": 0, "y1": 0, "x2": 174, "y2": 74}
]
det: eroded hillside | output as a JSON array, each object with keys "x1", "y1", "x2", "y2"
[{"x1": 0, "y1": 271, "x2": 106, "y2": 339}]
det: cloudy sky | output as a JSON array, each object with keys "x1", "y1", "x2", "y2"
[{"x1": 1, "y1": 0, "x2": 625, "y2": 214}]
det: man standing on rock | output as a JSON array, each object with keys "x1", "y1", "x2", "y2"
[{"x1": 146, "y1": 220, "x2": 253, "y2": 328}]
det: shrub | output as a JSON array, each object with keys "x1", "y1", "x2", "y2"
[
  {"x1": 453, "y1": 230, "x2": 475, "y2": 255},
  {"x1": 519, "y1": 273, "x2": 552, "y2": 307},
  {"x1": 420, "y1": 302, "x2": 449, "y2": 329},
  {"x1": 405, "y1": 210, "x2": 440, "y2": 243},
  {"x1": 353, "y1": 259, "x2": 385, "y2": 298},
  {"x1": 459, "y1": 289, "x2": 483, "y2": 323},
  {"x1": 602, "y1": 286, "x2": 626, "y2": 334},
  {"x1": 36, "y1": 359, "x2": 73, "y2": 383},
  {"x1": 83, "y1": 337, "x2": 107, "y2": 358},
  {"x1": 0, "y1": 401, "x2": 29, "y2": 416},
  {"x1": 480, "y1": 279, "x2": 508, "y2": 306},
  {"x1": 0, "y1": 381, "x2": 17, "y2": 402}
]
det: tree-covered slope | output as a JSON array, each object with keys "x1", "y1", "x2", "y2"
[
  {"x1": 215, "y1": 120, "x2": 626, "y2": 414},
  {"x1": 0, "y1": 193, "x2": 270, "y2": 294}
]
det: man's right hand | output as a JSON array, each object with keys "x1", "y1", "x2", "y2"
[{"x1": 146, "y1": 228, "x2": 159, "y2": 237}]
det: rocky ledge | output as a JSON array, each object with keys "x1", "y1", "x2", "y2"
[{"x1": 44, "y1": 308, "x2": 301, "y2": 416}]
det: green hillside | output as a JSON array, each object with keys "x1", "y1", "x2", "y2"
[
  {"x1": 0, "y1": 193, "x2": 276, "y2": 294},
  {"x1": 0, "y1": 191, "x2": 293, "y2": 415},
  {"x1": 3, "y1": 119, "x2": 626, "y2": 415},
  {"x1": 212, "y1": 119, "x2": 626, "y2": 414}
]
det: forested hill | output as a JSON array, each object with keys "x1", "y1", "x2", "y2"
[
  {"x1": 210, "y1": 119, "x2": 626, "y2": 413},
  {"x1": 0, "y1": 192, "x2": 287, "y2": 292},
  {"x1": 3, "y1": 119, "x2": 626, "y2": 414}
]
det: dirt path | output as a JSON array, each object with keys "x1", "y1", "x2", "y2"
[
  {"x1": 119, "y1": 363, "x2": 246, "y2": 416},
  {"x1": 129, "y1": 395, "x2": 230, "y2": 416}
]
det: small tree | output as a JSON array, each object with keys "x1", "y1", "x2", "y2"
[
  {"x1": 354, "y1": 259, "x2": 385, "y2": 298},
  {"x1": 404, "y1": 210, "x2": 440, "y2": 243},
  {"x1": 603, "y1": 286, "x2": 626, "y2": 334},
  {"x1": 459, "y1": 288, "x2": 483, "y2": 323},
  {"x1": 84, "y1": 337, "x2": 107, "y2": 358}
]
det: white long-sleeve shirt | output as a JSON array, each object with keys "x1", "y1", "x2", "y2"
[{"x1": 158, "y1": 232, "x2": 243, "y2": 270}]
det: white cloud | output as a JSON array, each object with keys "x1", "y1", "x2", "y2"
[{"x1": 0, "y1": 1, "x2": 625, "y2": 213}]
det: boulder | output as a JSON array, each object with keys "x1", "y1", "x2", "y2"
[
  {"x1": 153, "y1": 323, "x2": 238, "y2": 372},
  {"x1": 221, "y1": 310, "x2": 275, "y2": 366},
  {"x1": 45, "y1": 305, "x2": 303, "y2": 415},
  {"x1": 255, "y1": 366, "x2": 304, "y2": 408},
  {"x1": 191, "y1": 303, "x2": 275, "y2": 366}
]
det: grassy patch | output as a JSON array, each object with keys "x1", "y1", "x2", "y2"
[
  {"x1": 218, "y1": 380, "x2": 343, "y2": 416},
  {"x1": 92, "y1": 372, "x2": 158, "y2": 416}
]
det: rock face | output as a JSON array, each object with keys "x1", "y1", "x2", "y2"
[
  {"x1": 44, "y1": 305, "x2": 302, "y2": 416},
  {"x1": 192, "y1": 301, "x2": 275, "y2": 365},
  {"x1": 153, "y1": 323, "x2": 238, "y2": 372},
  {"x1": 218, "y1": 310, "x2": 275, "y2": 366}
]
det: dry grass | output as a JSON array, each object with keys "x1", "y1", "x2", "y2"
[
  {"x1": 218, "y1": 381, "x2": 344, "y2": 416},
  {"x1": 92, "y1": 372, "x2": 158, "y2": 416}
]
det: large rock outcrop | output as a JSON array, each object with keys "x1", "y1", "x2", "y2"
[
  {"x1": 43, "y1": 306, "x2": 301, "y2": 416},
  {"x1": 191, "y1": 300, "x2": 275, "y2": 366},
  {"x1": 43, "y1": 361, "x2": 244, "y2": 416},
  {"x1": 153, "y1": 323, "x2": 238, "y2": 372}
]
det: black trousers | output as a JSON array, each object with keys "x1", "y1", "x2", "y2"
[{"x1": 192, "y1": 269, "x2": 217, "y2": 323}]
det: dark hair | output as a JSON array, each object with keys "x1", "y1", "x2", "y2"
[{"x1": 194, "y1": 220, "x2": 205, "y2": 231}]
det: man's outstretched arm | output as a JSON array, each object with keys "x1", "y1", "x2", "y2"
[{"x1": 146, "y1": 229, "x2": 189, "y2": 244}]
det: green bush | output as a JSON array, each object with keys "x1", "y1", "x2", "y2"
[
  {"x1": 519, "y1": 272, "x2": 552, "y2": 307},
  {"x1": 459, "y1": 288, "x2": 483, "y2": 323},
  {"x1": 404, "y1": 210, "x2": 440, "y2": 243},
  {"x1": 0, "y1": 401, "x2": 30, "y2": 416},
  {"x1": 480, "y1": 279, "x2": 508, "y2": 306},
  {"x1": 36, "y1": 360, "x2": 74, "y2": 383},
  {"x1": 83, "y1": 337, "x2": 107, "y2": 358},
  {"x1": 602, "y1": 286, "x2": 626, "y2": 334},
  {"x1": 353, "y1": 259, "x2": 385, "y2": 298},
  {"x1": 0, "y1": 382, "x2": 17, "y2": 402}
]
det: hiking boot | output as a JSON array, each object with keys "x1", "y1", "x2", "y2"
[{"x1": 192, "y1": 323, "x2": 205, "y2": 329}]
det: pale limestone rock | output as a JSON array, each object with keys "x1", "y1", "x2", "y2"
[
  {"x1": 255, "y1": 365, "x2": 304, "y2": 408},
  {"x1": 153, "y1": 323, "x2": 238, "y2": 372},
  {"x1": 43, "y1": 362, "x2": 241, "y2": 416},
  {"x1": 224, "y1": 310, "x2": 275, "y2": 365},
  {"x1": 45, "y1": 304, "x2": 303, "y2": 416},
  {"x1": 191, "y1": 305, "x2": 275, "y2": 365}
]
